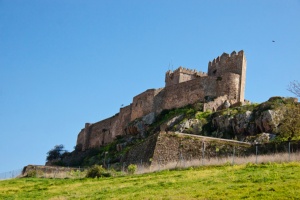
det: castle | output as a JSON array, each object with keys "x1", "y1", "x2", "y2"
[{"x1": 77, "y1": 50, "x2": 247, "y2": 151}]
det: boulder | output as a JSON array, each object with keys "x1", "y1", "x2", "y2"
[
  {"x1": 176, "y1": 119, "x2": 202, "y2": 134},
  {"x1": 255, "y1": 109, "x2": 284, "y2": 133},
  {"x1": 160, "y1": 115, "x2": 184, "y2": 131}
]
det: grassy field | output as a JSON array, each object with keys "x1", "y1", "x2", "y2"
[{"x1": 1, "y1": 162, "x2": 300, "y2": 200}]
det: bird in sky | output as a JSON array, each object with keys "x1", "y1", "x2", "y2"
[{"x1": 272, "y1": 40, "x2": 275, "y2": 42}]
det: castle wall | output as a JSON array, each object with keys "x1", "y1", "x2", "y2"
[
  {"x1": 89, "y1": 117, "x2": 116, "y2": 148},
  {"x1": 76, "y1": 123, "x2": 93, "y2": 151},
  {"x1": 117, "y1": 104, "x2": 132, "y2": 135},
  {"x1": 240, "y1": 56, "x2": 247, "y2": 102},
  {"x1": 131, "y1": 89, "x2": 162, "y2": 121},
  {"x1": 77, "y1": 115, "x2": 118, "y2": 150},
  {"x1": 156, "y1": 72, "x2": 240, "y2": 113},
  {"x1": 76, "y1": 129, "x2": 85, "y2": 150},
  {"x1": 76, "y1": 50, "x2": 247, "y2": 150},
  {"x1": 157, "y1": 77, "x2": 212, "y2": 113}
]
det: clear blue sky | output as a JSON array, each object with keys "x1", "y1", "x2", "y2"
[{"x1": 0, "y1": 0, "x2": 299, "y2": 173}]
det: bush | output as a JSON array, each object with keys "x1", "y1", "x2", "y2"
[
  {"x1": 86, "y1": 165, "x2": 111, "y2": 178},
  {"x1": 127, "y1": 164, "x2": 137, "y2": 174},
  {"x1": 27, "y1": 170, "x2": 37, "y2": 178}
]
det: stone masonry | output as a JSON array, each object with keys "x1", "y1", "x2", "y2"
[{"x1": 77, "y1": 50, "x2": 247, "y2": 151}]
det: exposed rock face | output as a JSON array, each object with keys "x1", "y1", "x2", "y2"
[
  {"x1": 142, "y1": 112, "x2": 156, "y2": 125},
  {"x1": 211, "y1": 107, "x2": 286, "y2": 140},
  {"x1": 124, "y1": 97, "x2": 296, "y2": 143},
  {"x1": 156, "y1": 97, "x2": 295, "y2": 142},
  {"x1": 176, "y1": 119, "x2": 202, "y2": 133},
  {"x1": 160, "y1": 115, "x2": 184, "y2": 131},
  {"x1": 255, "y1": 109, "x2": 284, "y2": 133},
  {"x1": 212, "y1": 111, "x2": 254, "y2": 137},
  {"x1": 125, "y1": 112, "x2": 156, "y2": 137}
]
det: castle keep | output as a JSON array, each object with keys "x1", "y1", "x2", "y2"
[{"x1": 77, "y1": 50, "x2": 247, "y2": 151}]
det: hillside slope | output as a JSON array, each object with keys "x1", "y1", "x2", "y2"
[
  {"x1": 56, "y1": 96, "x2": 298, "y2": 168},
  {"x1": 2, "y1": 163, "x2": 300, "y2": 199}
]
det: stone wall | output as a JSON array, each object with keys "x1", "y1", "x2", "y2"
[
  {"x1": 77, "y1": 105, "x2": 133, "y2": 151},
  {"x1": 76, "y1": 50, "x2": 247, "y2": 150},
  {"x1": 131, "y1": 89, "x2": 157, "y2": 121},
  {"x1": 22, "y1": 165, "x2": 79, "y2": 178},
  {"x1": 157, "y1": 76, "x2": 213, "y2": 113},
  {"x1": 123, "y1": 133, "x2": 159, "y2": 165},
  {"x1": 156, "y1": 72, "x2": 241, "y2": 114},
  {"x1": 117, "y1": 104, "x2": 132, "y2": 135},
  {"x1": 123, "y1": 132, "x2": 251, "y2": 167},
  {"x1": 81, "y1": 116, "x2": 118, "y2": 150}
]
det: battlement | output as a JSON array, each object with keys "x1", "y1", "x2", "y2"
[
  {"x1": 208, "y1": 50, "x2": 244, "y2": 71},
  {"x1": 166, "y1": 66, "x2": 207, "y2": 76},
  {"x1": 165, "y1": 66, "x2": 207, "y2": 87}
]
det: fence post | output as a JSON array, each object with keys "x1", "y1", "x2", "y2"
[
  {"x1": 255, "y1": 142, "x2": 258, "y2": 164},
  {"x1": 202, "y1": 141, "x2": 205, "y2": 166},
  {"x1": 232, "y1": 146, "x2": 235, "y2": 165},
  {"x1": 79, "y1": 166, "x2": 81, "y2": 179},
  {"x1": 180, "y1": 152, "x2": 184, "y2": 168},
  {"x1": 288, "y1": 139, "x2": 291, "y2": 162},
  {"x1": 158, "y1": 156, "x2": 161, "y2": 171},
  {"x1": 122, "y1": 162, "x2": 126, "y2": 172}
]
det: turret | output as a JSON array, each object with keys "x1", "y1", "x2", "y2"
[{"x1": 208, "y1": 50, "x2": 246, "y2": 102}]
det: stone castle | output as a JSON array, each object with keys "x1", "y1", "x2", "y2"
[{"x1": 77, "y1": 50, "x2": 246, "y2": 151}]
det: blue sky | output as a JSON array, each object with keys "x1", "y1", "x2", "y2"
[{"x1": 0, "y1": 0, "x2": 299, "y2": 173}]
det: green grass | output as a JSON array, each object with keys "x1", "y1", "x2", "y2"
[{"x1": 1, "y1": 162, "x2": 300, "y2": 199}]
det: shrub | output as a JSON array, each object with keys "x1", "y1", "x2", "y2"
[
  {"x1": 195, "y1": 111, "x2": 211, "y2": 120},
  {"x1": 127, "y1": 164, "x2": 137, "y2": 174},
  {"x1": 27, "y1": 170, "x2": 37, "y2": 178},
  {"x1": 68, "y1": 170, "x2": 82, "y2": 178},
  {"x1": 86, "y1": 165, "x2": 111, "y2": 178}
]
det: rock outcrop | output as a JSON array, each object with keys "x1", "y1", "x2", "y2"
[{"x1": 124, "y1": 97, "x2": 297, "y2": 142}]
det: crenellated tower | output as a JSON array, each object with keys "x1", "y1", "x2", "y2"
[{"x1": 208, "y1": 50, "x2": 246, "y2": 102}]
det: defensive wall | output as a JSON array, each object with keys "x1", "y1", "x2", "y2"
[
  {"x1": 77, "y1": 50, "x2": 247, "y2": 151},
  {"x1": 124, "y1": 132, "x2": 251, "y2": 168}
]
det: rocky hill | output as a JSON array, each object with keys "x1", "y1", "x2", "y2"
[
  {"x1": 127, "y1": 96, "x2": 298, "y2": 141},
  {"x1": 54, "y1": 96, "x2": 298, "y2": 168}
]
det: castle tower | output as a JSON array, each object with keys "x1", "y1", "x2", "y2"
[
  {"x1": 208, "y1": 50, "x2": 246, "y2": 102},
  {"x1": 165, "y1": 67, "x2": 207, "y2": 87}
]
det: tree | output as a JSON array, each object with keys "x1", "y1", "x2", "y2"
[
  {"x1": 46, "y1": 144, "x2": 67, "y2": 162},
  {"x1": 278, "y1": 103, "x2": 300, "y2": 140},
  {"x1": 288, "y1": 80, "x2": 300, "y2": 98}
]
